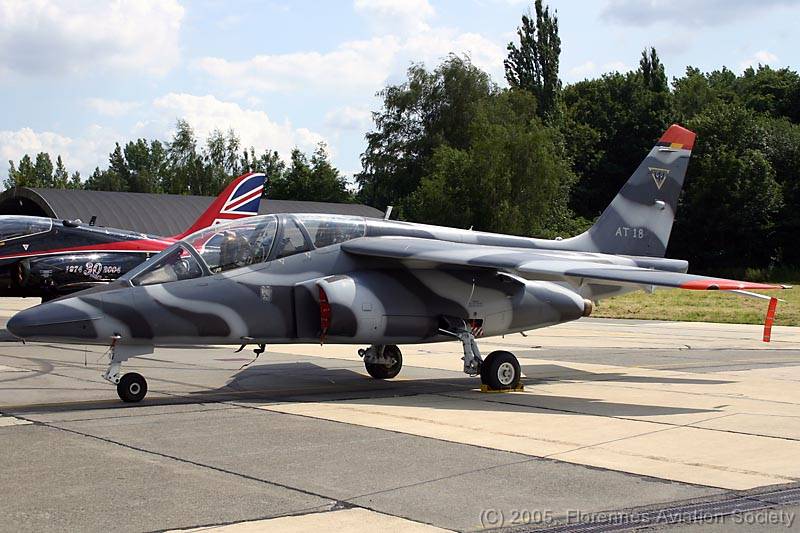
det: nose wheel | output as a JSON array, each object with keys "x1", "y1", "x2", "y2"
[
  {"x1": 360, "y1": 344, "x2": 403, "y2": 379},
  {"x1": 117, "y1": 373, "x2": 148, "y2": 403}
]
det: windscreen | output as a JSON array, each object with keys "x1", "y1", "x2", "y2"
[
  {"x1": 130, "y1": 244, "x2": 204, "y2": 286},
  {"x1": 186, "y1": 216, "x2": 278, "y2": 273},
  {"x1": 294, "y1": 214, "x2": 365, "y2": 248},
  {"x1": 0, "y1": 216, "x2": 52, "y2": 242}
]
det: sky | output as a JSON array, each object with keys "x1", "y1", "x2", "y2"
[{"x1": 0, "y1": 0, "x2": 798, "y2": 183}]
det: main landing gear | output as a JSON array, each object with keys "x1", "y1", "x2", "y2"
[
  {"x1": 359, "y1": 344, "x2": 403, "y2": 379},
  {"x1": 102, "y1": 340, "x2": 154, "y2": 403},
  {"x1": 358, "y1": 318, "x2": 522, "y2": 391},
  {"x1": 439, "y1": 317, "x2": 522, "y2": 391}
]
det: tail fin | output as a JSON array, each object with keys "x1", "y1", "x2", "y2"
[
  {"x1": 563, "y1": 125, "x2": 696, "y2": 257},
  {"x1": 172, "y1": 172, "x2": 266, "y2": 240}
]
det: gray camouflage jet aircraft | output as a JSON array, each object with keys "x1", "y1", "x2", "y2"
[{"x1": 7, "y1": 125, "x2": 788, "y2": 402}]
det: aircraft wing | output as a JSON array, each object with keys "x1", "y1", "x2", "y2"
[{"x1": 341, "y1": 236, "x2": 785, "y2": 291}]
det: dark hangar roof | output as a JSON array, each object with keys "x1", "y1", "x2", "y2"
[{"x1": 0, "y1": 187, "x2": 385, "y2": 236}]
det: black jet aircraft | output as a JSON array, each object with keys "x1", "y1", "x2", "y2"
[
  {"x1": 7, "y1": 126, "x2": 789, "y2": 402},
  {"x1": 0, "y1": 172, "x2": 266, "y2": 300}
]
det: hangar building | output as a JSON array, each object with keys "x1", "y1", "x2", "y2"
[{"x1": 0, "y1": 187, "x2": 385, "y2": 236}]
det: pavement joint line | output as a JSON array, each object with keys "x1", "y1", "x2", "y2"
[
  {"x1": 234, "y1": 395, "x2": 724, "y2": 492},
  {"x1": 267, "y1": 388, "x2": 800, "y2": 485},
  {"x1": 12, "y1": 407, "x2": 456, "y2": 533},
  {"x1": 22, "y1": 403, "x2": 243, "y2": 424},
  {"x1": 452, "y1": 389, "x2": 800, "y2": 443},
  {"x1": 529, "y1": 377, "x2": 800, "y2": 409},
  {"x1": 150, "y1": 506, "x2": 360, "y2": 533},
  {"x1": 441, "y1": 389, "x2": 712, "y2": 429},
  {"x1": 13, "y1": 413, "x2": 357, "y2": 517}
]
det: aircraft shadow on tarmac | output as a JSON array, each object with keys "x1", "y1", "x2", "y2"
[
  {"x1": 1, "y1": 360, "x2": 727, "y2": 417},
  {"x1": 189, "y1": 361, "x2": 722, "y2": 418}
]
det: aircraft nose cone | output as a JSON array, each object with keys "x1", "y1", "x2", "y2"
[{"x1": 7, "y1": 300, "x2": 101, "y2": 340}]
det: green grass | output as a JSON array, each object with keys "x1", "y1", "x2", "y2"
[{"x1": 593, "y1": 283, "x2": 800, "y2": 326}]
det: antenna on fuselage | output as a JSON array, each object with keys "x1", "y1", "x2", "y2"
[{"x1": 384, "y1": 206, "x2": 393, "y2": 220}]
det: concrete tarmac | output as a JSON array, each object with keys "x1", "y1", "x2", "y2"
[{"x1": 1, "y1": 298, "x2": 800, "y2": 532}]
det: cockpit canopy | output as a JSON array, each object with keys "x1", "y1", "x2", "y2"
[
  {"x1": 125, "y1": 214, "x2": 366, "y2": 286},
  {"x1": 0, "y1": 215, "x2": 52, "y2": 242}
]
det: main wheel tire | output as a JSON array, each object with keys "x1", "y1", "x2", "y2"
[
  {"x1": 480, "y1": 351, "x2": 521, "y2": 390},
  {"x1": 365, "y1": 345, "x2": 403, "y2": 379},
  {"x1": 117, "y1": 372, "x2": 147, "y2": 403}
]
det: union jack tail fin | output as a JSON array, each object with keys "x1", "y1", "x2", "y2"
[{"x1": 172, "y1": 172, "x2": 266, "y2": 240}]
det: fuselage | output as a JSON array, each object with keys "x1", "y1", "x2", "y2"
[
  {"x1": 0, "y1": 215, "x2": 174, "y2": 297},
  {"x1": 6, "y1": 213, "x2": 688, "y2": 347}
]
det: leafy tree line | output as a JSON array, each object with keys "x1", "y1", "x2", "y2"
[
  {"x1": 356, "y1": 0, "x2": 800, "y2": 271},
  {"x1": 5, "y1": 119, "x2": 353, "y2": 204}
]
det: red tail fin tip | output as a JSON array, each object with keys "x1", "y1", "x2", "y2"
[{"x1": 658, "y1": 124, "x2": 696, "y2": 151}]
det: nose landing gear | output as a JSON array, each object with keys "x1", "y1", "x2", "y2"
[
  {"x1": 359, "y1": 344, "x2": 403, "y2": 379},
  {"x1": 102, "y1": 340, "x2": 154, "y2": 403}
]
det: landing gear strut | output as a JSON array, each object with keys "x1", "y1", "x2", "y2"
[
  {"x1": 102, "y1": 339, "x2": 154, "y2": 403},
  {"x1": 439, "y1": 317, "x2": 521, "y2": 390},
  {"x1": 359, "y1": 344, "x2": 403, "y2": 379}
]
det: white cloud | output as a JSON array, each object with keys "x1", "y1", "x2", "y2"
[
  {"x1": 197, "y1": 0, "x2": 504, "y2": 97},
  {"x1": 85, "y1": 98, "x2": 142, "y2": 117},
  {"x1": 151, "y1": 93, "x2": 326, "y2": 158},
  {"x1": 324, "y1": 106, "x2": 373, "y2": 131},
  {"x1": 602, "y1": 0, "x2": 795, "y2": 27},
  {"x1": 565, "y1": 60, "x2": 630, "y2": 81},
  {"x1": 0, "y1": 0, "x2": 184, "y2": 77},
  {"x1": 0, "y1": 125, "x2": 117, "y2": 175},
  {"x1": 739, "y1": 50, "x2": 779, "y2": 71},
  {"x1": 197, "y1": 30, "x2": 504, "y2": 96},
  {"x1": 196, "y1": 37, "x2": 399, "y2": 93},
  {"x1": 354, "y1": 0, "x2": 435, "y2": 35}
]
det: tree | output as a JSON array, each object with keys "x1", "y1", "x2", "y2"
[
  {"x1": 357, "y1": 56, "x2": 495, "y2": 212},
  {"x1": 672, "y1": 66, "x2": 718, "y2": 121},
  {"x1": 669, "y1": 104, "x2": 783, "y2": 269},
  {"x1": 562, "y1": 51, "x2": 672, "y2": 219},
  {"x1": 52, "y1": 155, "x2": 70, "y2": 188},
  {"x1": 33, "y1": 152, "x2": 54, "y2": 188},
  {"x1": 638, "y1": 47, "x2": 667, "y2": 93},
  {"x1": 504, "y1": 0, "x2": 561, "y2": 121},
  {"x1": 83, "y1": 166, "x2": 126, "y2": 191},
  {"x1": 269, "y1": 144, "x2": 352, "y2": 203},
  {"x1": 5, "y1": 154, "x2": 35, "y2": 188},
  {"x1": 123, "y1": 139, "x2": 164, "y2": 193},
  {"x1": 737, "y1": 65, "x2": 800, "y2": 122},
  {"x1": 760, "y1": 117, "x2": 800, "y2": 265},
  {"x1": 108, "y1": 143, "x2": 130, "y2": 190},
  {"x1": 205, "y1": 129, "x2": 229, "y2": 195},
  {"x1": 407, "y1": 89, "x2": 576, "y2": 236},
  {"x1": 165, "y1": 120, "x2": 206, "y2": 195}
]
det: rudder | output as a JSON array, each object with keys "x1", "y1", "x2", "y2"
[{"x1": 562, "y1": 125, "x2": 696, "y2": 257}]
